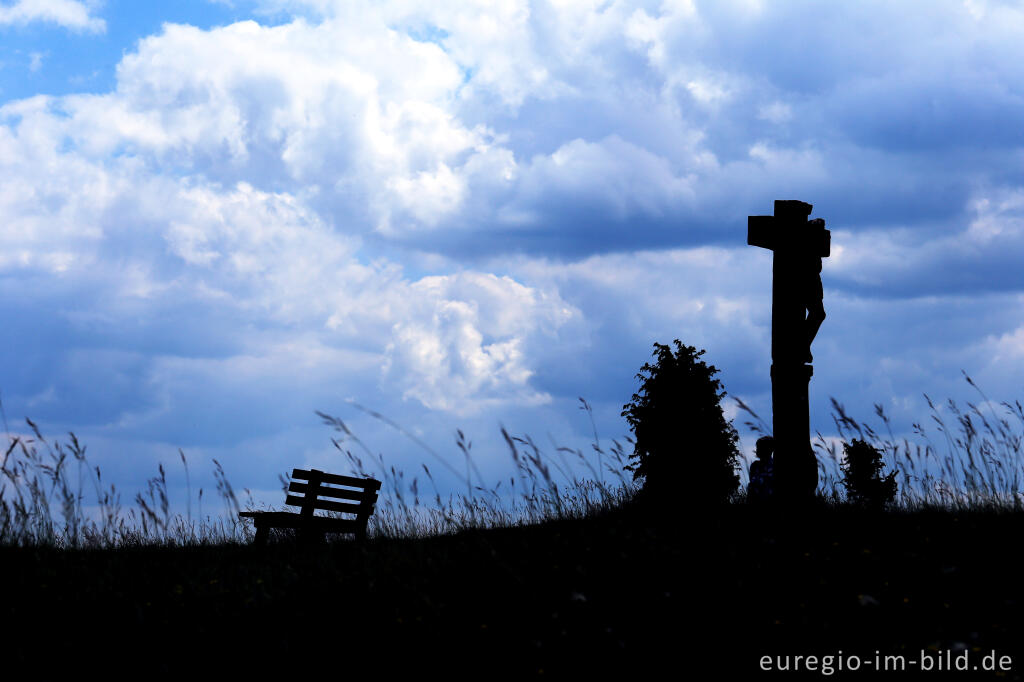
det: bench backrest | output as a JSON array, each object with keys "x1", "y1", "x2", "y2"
[{"x1": 286, "y1": 469, "x2": 382, "y2": 525}]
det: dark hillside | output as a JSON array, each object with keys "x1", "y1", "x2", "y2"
[{"x1": 3, "y1": 500, "x2": 1023, "y2": 679}]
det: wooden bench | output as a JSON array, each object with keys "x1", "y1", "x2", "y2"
[{"x1": 239, "y1": 468, "x2": 382, "y2": 545}]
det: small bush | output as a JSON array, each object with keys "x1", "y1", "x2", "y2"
[
  {"x1": 840, "y1": 438, "x2": 898, "y2": 507},
  {"x1": 621, "y1": 340, "x2": 740, "y2": 506}
]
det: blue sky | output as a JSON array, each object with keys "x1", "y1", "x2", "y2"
[{"x1": 2, "y1": 0, "x2": 1024, "y2": 514}]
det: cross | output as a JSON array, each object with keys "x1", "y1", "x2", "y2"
[{"x1": 748, "y1": 200, "x2": 830, "y2": 500}]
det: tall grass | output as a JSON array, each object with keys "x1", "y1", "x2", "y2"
[
  {"x1": 0, "y1": 398, "x2": 637, "y2": 548},
  {"x1": 313, "y1": 396, "x2": 636, "y2": 538},
  {"x1": 736, "y1": 371, "x2": 1024, "y2": 510},
  {"x1": 0, "y1": 419, "x2": 254, "y2": 548},
  {"x1": 5, "y1": 373, "x2": 1024, "y2": 549}
]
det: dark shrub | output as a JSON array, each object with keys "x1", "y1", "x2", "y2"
[
  {"x1": 621, "y1": 340, "x2": 741, "y2": 506},
  {"x1": 840, "y1": 439, "x2": 898, "y2": 507}
]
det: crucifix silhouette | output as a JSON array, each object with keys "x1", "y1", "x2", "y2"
[{"x1": 748, "y1": 200, "x2": 830, "y2": 500}]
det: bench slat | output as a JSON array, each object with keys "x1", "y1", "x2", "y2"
[
  {"x1": 287, "y1": 480, "x2": 376, "y2": 503},
  {"x1": 292, "y1": 469, "x2": 382, "y2": 490},
  {"x1": 284, "y1": 495, "x2": 372, "y2": 515}
]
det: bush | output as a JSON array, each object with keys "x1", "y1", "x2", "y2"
[
  {"x1": 621, "y1": 340, "x2": 741, "y2": 506},
  {"x1": 840, "y1": 438, "x2": 898, "y2": 508}
]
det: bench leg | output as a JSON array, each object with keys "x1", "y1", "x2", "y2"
[
  {"x1": 355, "y1": 514, "x2": 369, "y2": 543},
  {"x1": 298, "y1": 527, "x2": 324, "y2": 546},
  {"x1": 253, "y1": 525, "x2": 269, "y2": 546}
]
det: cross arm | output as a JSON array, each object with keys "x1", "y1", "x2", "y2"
[
  {"x1": 748, "y1": 215, "x2": 776, "y2": 251},
  {"x1": 747, "y1": 214, "x2": 831, "y2": 257}
]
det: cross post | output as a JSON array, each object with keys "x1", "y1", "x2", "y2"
[{"x1": 748, "y1": 200, "x2": 830, "y2": 501}]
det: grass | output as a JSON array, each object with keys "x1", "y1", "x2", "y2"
[
  {"x1": 0, "y1": 398, "x2": 638, "y2": 548},
  {"x1": 5, "y1": 373, "x2": 1024, "y2": 548},
  {"x1": 735, "y1": 371, "x2": 1024, "y2": 511},
  {"x1": 0, "y1": 419, "x2": 254, "y2": 548},
  {"x1": 2, "y1": 381, "x2": 1024, "y2": 678}
]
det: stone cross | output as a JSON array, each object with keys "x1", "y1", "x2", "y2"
[{"x1": 748, "y1": 200, "x2": 830, "y2": 500}]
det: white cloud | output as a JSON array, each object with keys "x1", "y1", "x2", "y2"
[
  {"x1": 0, "y1": 37, "x2": 578, "y2": 416},
  {"x1": 0, "y1": 0, "x2": 105, "y2": 32},
  {"x1": 383, "y1": 272, "x2": 576, "y2": 415},
  {"x1": 152, "y1": 182, "x2": 579, "y2": 414},
  {"x1": 65, "y1": 19, "x2": 497, "y2": 236},
  {"x1": 513, "y1": 135, "x2": 697, "y2": 223},
  {"x1": 757, "y1": 101, "x2": 791, "y2": 124},
  {"x1": 825, "y1": 185, "x2": 1024, "y2": 298},
  {"x1": 966, "y1": 189, "x2": 1024, "y2": 244}
]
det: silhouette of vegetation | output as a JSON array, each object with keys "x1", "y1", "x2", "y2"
[
  {"x1": 3, "y1": 377, "x2": 1024, "y2": 677},
  {"x1": 732, "y1": 371, "x2": 1023, "y2": 509},
  {"x1": 840, "y1": 438, "x2": 898, "y2": 508},
  {"x1": 0, "y1": 401, "x2": 636, "y2": 547},
  {"x1": 621, "y1": 340, "x2": 740, "y2": 506},
  {"x1": 2, "y1": 371, "x2": 1023, "y2": 546}
]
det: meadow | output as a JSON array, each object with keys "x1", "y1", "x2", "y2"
[{"x1": 1, "y1": 381, "x2": 1024, "y2": 678}]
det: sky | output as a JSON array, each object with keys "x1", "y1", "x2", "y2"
[{"x1": 2, "y1": 0, "x2": 1024, "y2": 516}]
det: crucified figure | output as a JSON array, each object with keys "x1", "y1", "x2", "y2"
[{"x1": 804, "y1": 218, "x2": 826, "y2": 363}]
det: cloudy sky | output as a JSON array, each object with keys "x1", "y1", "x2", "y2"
[{"x1": 2, "y1": 0, "x2": 1023, "y2": 513}]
